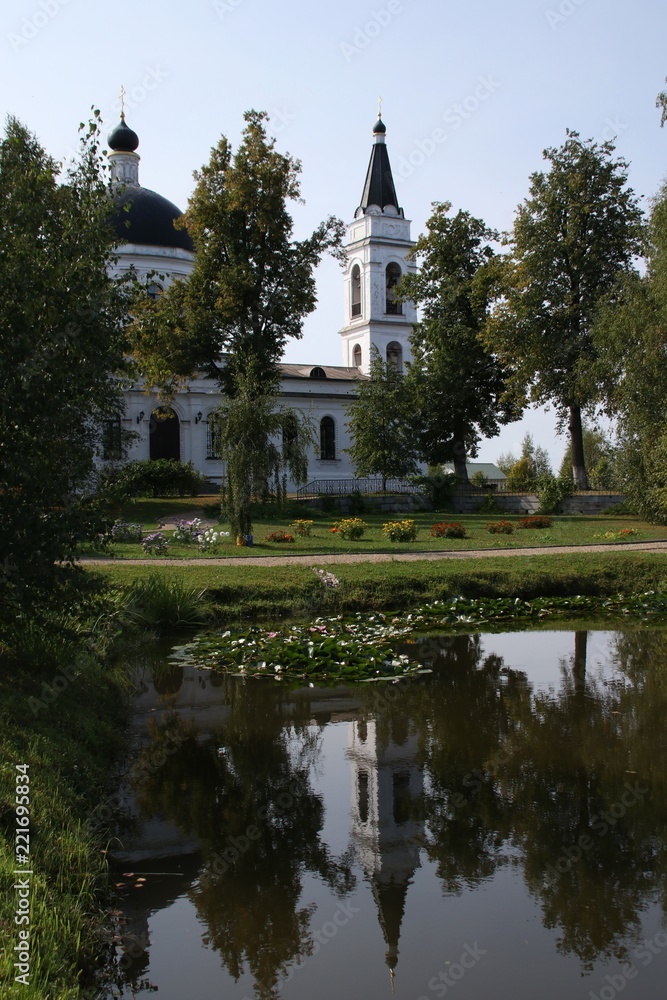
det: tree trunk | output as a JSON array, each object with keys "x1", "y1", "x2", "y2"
[
  {"x1": 572, "y1": 631, "x2": 587, "y2": 694},
  {"x1": 568, "y1": 405, "x2": 589, "y2": 489},
  {"x1": 452, "y1": 441, "x2": 468, "y2": 483}
]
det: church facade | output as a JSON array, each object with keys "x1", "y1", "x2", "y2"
[{"x1": 106, "y1": 113, "x2": 416, "y2": 492}]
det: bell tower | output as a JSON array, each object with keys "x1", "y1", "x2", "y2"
[{"x1": 339, "y1": 110, "x2": 417, "y2": 374}]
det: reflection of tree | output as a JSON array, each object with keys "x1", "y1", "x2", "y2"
[
  {"x1": 131, "y1": 679, "x2": 354, "y2": 999},
  {"x1": 407, "y1": 635, "x2": 519, "y2": 892},
  {"x1": 408, "y1": 630, "x2": 667, "y2": 968},
  {"x1": 486, "y1": 631, "x2": 667, "y2": 968}
]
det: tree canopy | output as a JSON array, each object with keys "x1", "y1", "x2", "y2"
[
  {"x1": 130, "y1": 111, "x2": 344, "y2": 538},
  {"x1": 0, "y1": 113, "x2": 129, "y2": 606},
  {"x1": 399, "y1": 203, "x2": 519, "y2": 481},
  {"x1": 486, "y1": 132, "x2": 643, "y2": 488},
  {"x1": 131, "y1": 110, "x2": 345, "y2": 397},
  {"x1": 345, "y1": 349, "x2": 419, "y2": 491}
]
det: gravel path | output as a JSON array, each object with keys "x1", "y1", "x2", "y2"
[{"x1": 81, "y1": 539, "x2": 667, "y2": 568}]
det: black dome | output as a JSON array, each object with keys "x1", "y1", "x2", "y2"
[
  {"x1": 108, "y1": 118, "x2": 139, "y2": 152},
  {"x1": 373, "y1": 117, "x2": 387, "y2": 134},
  {"x1": 112, "y1": 187, "x2": 194, "y2": 252}
]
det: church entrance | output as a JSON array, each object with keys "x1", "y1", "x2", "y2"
[{"x1": 149, "y1": 406, "x2": 180, "y2": 462}]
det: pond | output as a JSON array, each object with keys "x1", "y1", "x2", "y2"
[{"x1": 105, "y1": 627, "x2": 667, "y2": 999}]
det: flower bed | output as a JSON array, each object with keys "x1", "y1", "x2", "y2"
[
  {"x1": 486, "y1": 520, "x2": 514, "y2": 534},
  {"x1": 290, "y1": 519, "x2": 314, "y2": 537},
  {"x1": 430, "y1": 521, "x2": 467, "y2": 539},
  {"x1": 517, "y1": 515, "x2": 553, "y2": 530},
  {"x1": 265, "y1": 530, "x2": 295, "y2": 543},
  {"x1": 383, "y1": 519, "x2": 418, "y2": 542},
  {"x1": 330, "y1": 517, "x2": 368, "y2": 540}
]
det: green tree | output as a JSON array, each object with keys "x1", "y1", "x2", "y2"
[
  {"x1": 557, "y1": 421, "x2": 617, "y2": 488},
  {"x1": 592, "y1": 176, "x2": 667, "y2": 519},
  {"x1": 399, "y1": 203, "x2": 519, "y2": 482},
  {"x1": 499, "y1": 433, "x2": 552, "y2": 485},
  {"x1": 486, "y1": 132, "x2": 643, "y2": 489},
  {"x1": 346, "y1": 349, "x2": 419, "y2": 492},
  {"x1": 130, "y1": 111, "x2": 344, "y2": 537},
  {"x1": 0, "y1": 113, "x2": 129, "y2": 607}
]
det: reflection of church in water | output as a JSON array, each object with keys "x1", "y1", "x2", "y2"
[{"x1": 347, "y1": 713, "x2": 424, "y2": 979}]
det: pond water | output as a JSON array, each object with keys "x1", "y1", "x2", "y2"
[{"x1": 106, "y1": 627, "x2": 667, "y2": 999}]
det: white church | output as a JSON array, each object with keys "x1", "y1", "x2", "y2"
[{"x1": 104, "y1": 111, "x2": 418, "y2": 492}]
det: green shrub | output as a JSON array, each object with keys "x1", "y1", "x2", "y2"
[
  {"x1": 537, "y1": 475, "x2": 573, "y2": 514},
  {"x1": 478, "y1": 491, "x2": 503, "y2": 514},
  {"x1": 330, "y1": 517, "x2": 367, "y2": 540},
  {"x1": 430, "y1": 521, "x2": 467, "y2": 539},
  {"x1": 517, "y1": 515, "x2": 553, "y2": 529},
  {"x1": 382, "y1": 519, "x2": 418, "y2": 542},
  {"x1": 486, "y1": 520, "x2": 514, "y2": 534},
  {"x1": 99, "y1": 459, "x2": 208, "y2": 499},
  {"x1": 410, "y1": 473, "x2": 457, "y2": 511}
]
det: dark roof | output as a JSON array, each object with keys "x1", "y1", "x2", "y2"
[
  {"x1": 112, "y1": 187, "x2": 194, "y2": 252},
  {"x1": 358, "y1": 127, "x2": 402, "y2": 217},
  {"x1": 279, "y1": 364, "x2": 367, "y2": 381}
]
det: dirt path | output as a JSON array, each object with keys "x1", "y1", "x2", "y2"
[{"x1": 81, "y1": 539, "x2": 667, "y2": 568}]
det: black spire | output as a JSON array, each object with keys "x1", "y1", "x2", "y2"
[{"x1": 357, "y1": 116, "x2": 402, "y2": 217}]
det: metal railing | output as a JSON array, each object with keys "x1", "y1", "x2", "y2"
[{"x1": 296, "y1": 478, "x2": 422, "y2": 498}]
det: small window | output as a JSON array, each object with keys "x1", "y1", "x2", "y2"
[
  {"x1": 385, "y1": 263, "x2": 402, "y2": 315},
  {"x1": 352, "y1": 344, "x2": 362, "y2": 368},
  {"x1": 147, "y1": 281, "x2": 163, "y2": 300},
  {"x1": 206, "y1": 412, "x2": 223, "y2": 460},
  {"x1": 102, "y1": 415, "x2": 122, "y2": 461},
  {"x1": 310, "y1": 367, "x2": 327, "y2": 379},
  {"x1": 320, "y1": 416, "x2": 336, "y2": 460},
  {"x1": 351, "y1": 264, "x2": 361, "y2": 317}
]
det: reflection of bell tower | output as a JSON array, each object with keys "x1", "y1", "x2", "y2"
[
  {"x1": 347, "y1": 716, "x2": 423, "y2": 980},
  {"x1": 339, "y1": 113, "x2": 417, "y2": 375}
]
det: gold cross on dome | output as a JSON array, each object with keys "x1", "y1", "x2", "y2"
[
  {"x1": 378, "y1": 95, "x2": 382, "y2": 120},
  {"x1": 119, "y1": 85, "x2": 126, "y2": 119}
]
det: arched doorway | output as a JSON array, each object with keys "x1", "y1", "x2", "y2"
[{"x1": 150, "y1": 406, "x2": 180, "y2": 461}]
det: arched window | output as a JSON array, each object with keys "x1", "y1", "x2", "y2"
[
  {"x1": 351, "y1": 264, "x2": 361, "y2": 317},
  {"x1": 147, "y1": 281, "x2": 163, "y2": 300},
  {"x1": 385, "y1": 263, "x2": 402, "y2": 314},
  {"x1": 320, "y1": 416, "x2": 336, "y2": 460},
  {"x1": 352, "y1": 344, "x2": 362, "y2": 368},
  {"x1": 386, "y1": 341, "x2": 403, "y2": 371},
  {"x1": 102, "y1": 414, "x2": 122, "y2": 461},
  {"x1": 310, "y1": 366, "x2": 327, "y2": 379},
  {"x1": 206, "y1": 412, "x2": 223, "y2": 460}
]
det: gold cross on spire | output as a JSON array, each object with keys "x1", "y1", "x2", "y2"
[
  {"x1": 378, "y1": 95, "x2": 383, "y2": 120},
  {"x1": 119, "y1": 85, "x2": 126, "y2": 120}
]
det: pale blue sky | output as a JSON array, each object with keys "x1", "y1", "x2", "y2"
[{"x1": 2, "y1": 0, "x2": 666, "y2": 467}]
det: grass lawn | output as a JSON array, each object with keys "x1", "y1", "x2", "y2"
[
  {"x1": 84, "y1": 551, "x2": 667, "y2": 620},
  {"x1": 84, "y1": 498, "x2": 667, "y2": 561}
]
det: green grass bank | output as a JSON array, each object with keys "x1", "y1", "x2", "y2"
[
  {"x1": 88, "y1": 550, "x2": 667, "y2": 621},
  {"x1": 0, "y1": 614, "x2": 132, "y2": 999}
]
